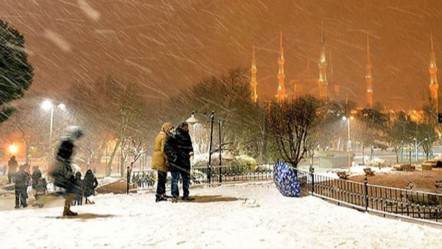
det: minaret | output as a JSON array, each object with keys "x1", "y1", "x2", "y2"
[
  {"x1": 318, "y1": 28, "x2": 328, "y2": 100},
  {"x1": 276, "y1": 31, "x2": 287, "y2": 103},
  {"x1": 365, "y1": 34, "x2": 374, "y2": 108},
  {"x1": 429, "y1": 34, "x2": 438, "y2": 111},
  {"x1": 250, "y1": 45, "x2": 258, "y2": 103}
]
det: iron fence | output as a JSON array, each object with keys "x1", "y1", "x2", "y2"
[
  {"x1": 126, "y1": 164, "x2": 442, "y2": 224},
  {"x1": 190, "y1": 164, "x2": 274, "y2": 184},
  {"x1": 296, "y1": 169, "x2": 442, "y2": 224},
  {"x1": 125, "y1": 163, "x2": 274, "y2": 192}
]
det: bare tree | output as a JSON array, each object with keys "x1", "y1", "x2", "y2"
[
  {"x1": 169, "y1": 68, "x2": 268, "y2": 160},
  {"x1": 67, "y1": 76, "x2": 152, "y2": 176},
  {"x1": 267, "y1": 96, "x2": 321, "y2": 168},
  {"x1": 121, "y1": 136, "x2": 147, "y2": 176},
  {"x1": 0, "y1": 101, "x2": 47, "y2": 165}
]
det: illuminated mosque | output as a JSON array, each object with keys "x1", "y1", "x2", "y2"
[{"x1": 250, "y1": 31, "x2": 438, "y2": 113}]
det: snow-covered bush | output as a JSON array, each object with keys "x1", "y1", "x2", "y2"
[
  {"x1": 254, "y1": 164, "x2": 273, "y2": 172},
  {"x1": 366, "y1": 157, "x2": 386, "y2": 167},
  {"x1": 191, "y1": 153, "x2": 257, "y2": 174},
  {"x1": 231, "y1": 155, "x2": 256, "y2": 173}
]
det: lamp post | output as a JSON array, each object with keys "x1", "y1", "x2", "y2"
[
  {"x1": 41, "y1": 100, "x2": 66, "y2": 165},
  {"x1": 207, "y1": 112, "x2": 215, "y2": 184},
  {"x1": 218, "y1": 120, "x2": 222, "y2": 183},
  {"x1": 342, "y1": 116, "x2": 353, "y2": 151},
  {"x1": 186, "y1": 111, "x2": 216, "y2": 184}
]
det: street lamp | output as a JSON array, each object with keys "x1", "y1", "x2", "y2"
[
  {"x1": 41, "y1": 100, "x2": 66, "y2": 164},
  {"x1": 218, "y1": 120, "x2": 223, "y2": 183},
  {"x1": 186, "y1": 111, "x2": 216, "y2": 184},
  {"x1": 342, "y1": 116, "x2": 353, "y2": 151},
  {"x1": 9, "y1": 143, "x2": 18, "y2": 156},
  {"x1": 186, "y1": 112, "x2": 199, "y2": 125}
]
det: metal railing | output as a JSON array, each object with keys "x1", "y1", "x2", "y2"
[
  {"x1": 126, "y1": 163, "x2": 442, "y2": 224},
  {"x1": 296, "y1": 169, "x2": 442, "y2": 224},
  {"x1": 190, "y1": 164, "x2": 274, "y2": 184}
]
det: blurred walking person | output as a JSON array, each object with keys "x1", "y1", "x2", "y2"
[
  {"x1": 50, "y1": 126, "x2": 84, "y2": 216},
  {"x1": 152, "y1": 122, "x2": 174, "y2": 202}
]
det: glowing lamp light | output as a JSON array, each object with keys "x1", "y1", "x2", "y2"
[
  {"x1": 186, "y1": 112, "x2": 199, "y2": 125},
  {"x1": 41, "y1": 99, "x2": 53, "y2": 111},
  {"x1": 9, "y1": 144, "x2": 18, "y2": 155}
]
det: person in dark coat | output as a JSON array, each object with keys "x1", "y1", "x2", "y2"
[
  {"x1": 32, "y1": 177, "x2": 47, "y2": 208},
  {"x1": 164, "y1": 122, "x2": 194, "y2": 201},
  {"x1": 83, "y1": 169, "x2": 98, "y2": 204},
  {"x1": 14, "y1": 164, "x2": 30, "y2": 208},
  {"x1": 72, "y1": 171, "x2": 83, "y2": 206},
  {"x1": 7, "y1": 156, "x2": 18, "y2": 184},
  {"x1": 52, "y1": 126, "x2": 84, "y2": 216},
  {"x1": 31, "y1": 166, "x2": 42, "y2": 190}
]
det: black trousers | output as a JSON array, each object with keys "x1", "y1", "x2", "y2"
[
  {"x1": 156, "y1": 171, "x2": 167, "y2": 196},
  {"x1": 15, "y1": 187, "x2": 27, "y2": 207},
  {"x1": 72, "y1": 195, "x2": 83, "y2": 206},
  {"x1": 8, "y1": 174, "x2": 14, "y2": 184}
]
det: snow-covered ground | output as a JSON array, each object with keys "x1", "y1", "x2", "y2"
[{"x1": 0, "y1": 181, "x2": 441, "y2": 249}]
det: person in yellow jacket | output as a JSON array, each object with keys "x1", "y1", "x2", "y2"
[{"x1": 152, "y1": 122, "x2": 174, "y2": 202}]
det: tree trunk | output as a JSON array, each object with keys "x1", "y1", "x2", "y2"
[
  {"x1": 25, "y1": 139, "x2": 30, "y2": 165},
  {"x1": 106, "y1": 139, "x2": 121, "y2": 177},
  {"x1": 120, "y1": 154, "x2": 125, "y2": 178}
]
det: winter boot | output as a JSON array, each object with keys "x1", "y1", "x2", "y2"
[
  {"x1": 63, "y1": 194, "x2": 78, "y2": 216},
  {"x1": 155, "y1": 194, "x2": 167, "y2": 202},
  {"x1": 182, "y1": 196, "x2": 195, "y2": 201}
]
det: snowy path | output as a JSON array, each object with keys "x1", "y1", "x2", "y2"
[{"x1": 0, "y1": 181, "x2": 441, "y2": 249}]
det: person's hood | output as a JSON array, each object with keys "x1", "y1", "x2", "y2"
[
  {"x1": 64, "y1": 126, "x2": 84, "y2": 140},
  {"x1": 161, "y1": 122, "x2": 174, "y2": 134},
  {"x1": 176, "y1": 122, "x2": 189, "y2": 133}
]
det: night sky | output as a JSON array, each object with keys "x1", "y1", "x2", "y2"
[{"x1": 1, "y1": 0, "x2": 442, "y2": 109}]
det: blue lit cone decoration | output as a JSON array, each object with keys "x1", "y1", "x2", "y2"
[{"x1": 273, "y1": 161, "x2": 301, "y2": 197}]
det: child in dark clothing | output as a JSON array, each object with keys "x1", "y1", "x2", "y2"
[
  {"x1": 32, "y1": 178, "x2": 48, "y2": 208},
  {"x1": 72, "y1": 171, "x2": 83, "y2": 206},
  {"x1": 31, "y1": 166, "x2": 42, "y2": 190},
  {"x1": 84, "y1": 169, "x2": 98, "y2": 204}
]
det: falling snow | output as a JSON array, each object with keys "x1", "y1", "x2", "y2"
[
  {"x1": 0, "y1": 182, "x2": 441, "y2": 249},
  {"x1": 0, "y1": 0, "x2": 441, "y2": 108}
]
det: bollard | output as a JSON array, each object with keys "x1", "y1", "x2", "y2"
[
  {"x1": 364, "y1": 176, "x2": 369, "y2": 212},
  {"x1": 126, "y1": 166, "x2": 131, "y2": 194},
  {"x1": 310, "y1": 166, "x2": 315, "y2": 195}
]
